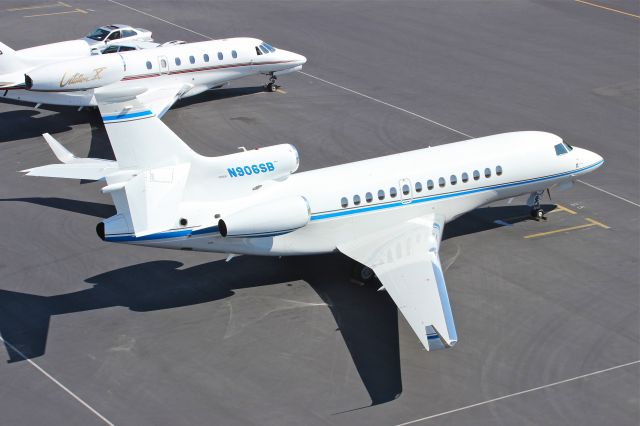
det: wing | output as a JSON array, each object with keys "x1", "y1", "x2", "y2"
[
  {"x1": 135, "y1": 83, "x2": 191, "y2": 118},
  {"x1": 337, "y1": 214, "x2": 457, "y2": 350}
]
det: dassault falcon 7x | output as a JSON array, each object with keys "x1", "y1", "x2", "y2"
[
  {"x1": 0, "y1": 37, "x2": 306, "y2": 116},
  {"x1": 22, "y1": 97, "x2": 603, "y2": 350}
]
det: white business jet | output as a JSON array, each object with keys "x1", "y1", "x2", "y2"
[
  {"x1": 22, "y1": 97, "x2": 603, "y2": 350},
  {"x1": 1, "y1": 38, "x2": 306, "y2": 116}
]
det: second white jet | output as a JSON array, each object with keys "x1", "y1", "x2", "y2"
[{"x1": 0, "y1": 37, "x2": 306, "y2": 116}]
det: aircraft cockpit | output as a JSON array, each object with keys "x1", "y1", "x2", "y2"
[
  {"x1": 554, "y1": 141, "x2": 573, "y2": 156},
  {"x1": 255, "y1": 42, "x2": 276, "y2": 56}
]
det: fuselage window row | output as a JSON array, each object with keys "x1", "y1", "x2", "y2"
[{"x1": 339, "y1": 166, "x2": 503, "y2": 208}]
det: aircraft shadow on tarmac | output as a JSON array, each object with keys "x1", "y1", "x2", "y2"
[{"x1": 0, "y1": 199, "x2": 555, "y2": 405}]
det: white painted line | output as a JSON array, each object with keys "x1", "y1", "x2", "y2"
[
  {"x1": 577, "y1": 179, "x2": 640, "y2": 207},
  {"x1": 395, "y1": 359, "x2": 640, "y2": 425},
  {"x1": 106, "y1": 0, "x2": 210, "y2": 39},
  {"x1": 0, "y1": 335, "x2": 115, "y2": 426},
  {"x1": 298, "y1": 71, "x2": 473, "y2": 139},
  {"x1": 106, "y1": 0, "x2": 638, "y2": 209}
]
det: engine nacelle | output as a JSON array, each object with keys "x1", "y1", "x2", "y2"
[
  {"x1": 221, "y1": 144, "x2": 299, "y2": 182},
  {"x1": 218, "y1": 196, "x2": 310, "y2": 238},
  {"x1": 25, "y1": 53, "x2": 124, "y2": 91}
]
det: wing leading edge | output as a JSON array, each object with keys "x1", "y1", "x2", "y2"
[{"x1": 338, "y1": 214, "x2": 457, "y2": 350}]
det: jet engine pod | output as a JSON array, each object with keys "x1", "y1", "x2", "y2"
[
  {"x1": 223, "y1": 144, "x2": 300, "y2": 182},
  {"x1": 219, "y1": 196, "x2": 310, "y2": 238},
  {"x1": 25, "y1": 53, "x2": 125, "y2": 91}
]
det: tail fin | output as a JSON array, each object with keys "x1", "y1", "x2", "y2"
[
  {"x1": 0, "y1": 41, "x2": 27, "y2": 75},
  {"x1": 96, "y1": 94, "x2": 200, "y2": 169}
]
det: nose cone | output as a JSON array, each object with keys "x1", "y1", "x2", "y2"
[
  {"x1": 575, "y1": 147, "x2": 604, "y2": 173},
  {"x1": 280, "y1": 49, "x2": 306, "y2": 66}
]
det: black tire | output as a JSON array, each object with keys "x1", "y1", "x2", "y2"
[{"x1": 267, "y1": 82, "x2": 277, "y2": 92}]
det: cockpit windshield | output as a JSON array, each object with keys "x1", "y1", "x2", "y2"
[
  {"x1": 86, "y1": 28, "x2": 110, "y2": 41},
  {"x1": 554, "y1": 143, "x2": 568, "y2": 156}
]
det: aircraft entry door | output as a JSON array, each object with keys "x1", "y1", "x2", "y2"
[
  {"x1": 399, "y1": 178, "x2": 413, "y2": 204},
  {"x1": 158, "y1": 56, "x2": 169, "y2": 74}
]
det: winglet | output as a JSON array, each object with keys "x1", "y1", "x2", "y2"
[{"x1": 42, "y1": 133, "x2": 76, "y2": 164}]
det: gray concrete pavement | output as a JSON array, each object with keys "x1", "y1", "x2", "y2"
[{"x1": 0, "y1": 1, "x2": 638, "y2": 425}]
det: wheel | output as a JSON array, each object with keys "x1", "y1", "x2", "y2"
[
  {"x1": 267, "y1": 82, "x2": 277, "y2": 92},
  {"x1": 536, "y1": 209, "x2": 544, "y2": 219},
  {"x1": 351, "y1": 263, "x2": 375, "y2": 284}
]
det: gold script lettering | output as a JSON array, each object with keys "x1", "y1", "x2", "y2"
[{"x1": 59, "y1": 67, "x2": 109, "y2": 88}]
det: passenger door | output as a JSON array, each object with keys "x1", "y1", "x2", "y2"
[
  {"x1": 399, "y1": 178, "x2": 413, "y2": 204},
  {"x1": 158, "y1": 56, "x2": 169, "y2": 75}
]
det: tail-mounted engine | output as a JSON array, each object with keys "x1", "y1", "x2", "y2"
[
  {"x1": 25, "y1": 53, "x2": 125, "y2": 91},
  {"x1": 218, "y1": 196, "x2": 310, "y2": 238}
]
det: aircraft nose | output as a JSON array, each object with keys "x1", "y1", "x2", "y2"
[{"x1": 292, "y1": 52, "x2": 306, "y2": 65}]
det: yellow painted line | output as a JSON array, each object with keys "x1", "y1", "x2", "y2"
[
  {"x1": 547, "y1": 204, "x2": 577, "y2": 215},
  {"x1": 524, "y1": 217, "x2": 610, "y2": 239},
  {"x1": 575, "y1": 0, "x2": 640, "y2": 19},
  {"x1": 7, "y1": 2, "x2": 67, "y2": 11},
  {"x1": 585, "y1": 217, "x2": 611, "y2": 229},
  {"x1": 24, "y1": 7, "x2": 87, "y2": 17}
]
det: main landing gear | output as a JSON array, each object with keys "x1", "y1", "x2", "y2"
[
  {"x1": 350, "y1": 263, "x2": 375, "y2": 286},
  {"x1": 266, "y1": 75, "x2": 279, "y2": 92}
]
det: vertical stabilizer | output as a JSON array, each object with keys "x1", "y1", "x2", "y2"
[
  {"x1": 96, "y1": 95, "x2": 200, "y2": 169},
  {"x1": 0, "y1": 41, "x2": 26, "y2": 75}
]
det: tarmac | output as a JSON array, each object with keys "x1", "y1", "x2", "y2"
[{"x1": 0, "y1": 0, "x2": 638, "y2": 425}]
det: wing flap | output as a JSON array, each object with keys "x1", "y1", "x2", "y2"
[{"x1": 338, "y1": 215, "x2": 457, "y2": 350}]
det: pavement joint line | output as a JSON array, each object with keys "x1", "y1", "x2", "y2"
[
  {"x1": 395, "y1": 359, "x2": 640, "y2": 426},
  {"x1": 0, "y1": 335, "x2": 115, "y2": 426},
  {"x1": 106, "y1": 0, "x2": 639, "y2": 209},
  {"x1": 574, "y1": 0, "x2": 640, "y2": 19}
]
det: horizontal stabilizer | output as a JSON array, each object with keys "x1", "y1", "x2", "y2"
[
  {"x1": 21, "y1": 133, "x2": 118, "y2": 180},
  {"x1": 22, "y1": 163, "x2": 118, "y2": 180}
]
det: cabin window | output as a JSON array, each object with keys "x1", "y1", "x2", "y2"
[
  {"x1": 231, "y1": 50, "x2": 238, "y2": 59},
  {"x1": 484, "y1": 167, "x2": 491, "y2": 178},
  {"x1": 378, "y1": 189, "x2": 385, "y2": 200},
  {"x1": 402, "y1": 184, "x2": 410, "y2": 195},
  {"x1": 260, "y1": 45, "x2": 268, "y2": 54},
  {"x1": 175, "y1": 57, "x2": 181, "y2": 66},
  {"x1": 218, "y1": 52, "x2": 223, "y2": 60},
  {"x1": 189, "y1": 55, "x2": 195, "y2": 64},
  {"x1": 473, "y1": 170, "x2": 480, "y2": 180},
  {"x1": 390, "y1": 187, "x2": 397, "y2": 198},
  {"x1": 427, "y1": 179, "x2": 434, "y2": 190},
  {"x1": 438, "y1": 177, "x2": 446, "y2": 188},
  {"x1": 554, "y1": 143, "x2": 568, "y2": 156},
  {"x1": 496, "y1": 165, "x2": 503, "y2": 176},
  {"x1": 203, "y1": 54, "x2": 210, "y2": 62},
  {"x1": 340, "y1": 197, "x2": 348, "y2": 208},
  {"x1": 145, "y1": 61, "x2": 152, "y2": 70},
  {"x1": 160, "y1": 59, "x2": 167, "y2": 68},
  {"x1": 255, "y1": 46, "x2": 262, "y2": 55},
  {"x1": 450, "y1": 175, "x2": 457, "y2": 185},
  {"x1": 415, "y1": 182, "x2": 422, "y2": 192},
  {"x1": 353, "y1": 195, "x2": 361, "y2": 205},
  {"x1": 365, "y1": 192, "x2": 373, "y2": 203},
  {"x1": 461, "y1": 172, "x2": 469, "y2": 183}
]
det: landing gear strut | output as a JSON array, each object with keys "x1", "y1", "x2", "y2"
[
  {"x1": 530, "y1": 193, "x2": 546, "y2": 221},
  {"x1": 266, "y1": 75, "x2": 278, "y2": 92}
]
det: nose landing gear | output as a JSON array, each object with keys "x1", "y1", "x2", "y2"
[
  {"x1": 266, "y1": 75, "x2": 279, "y2": 92},
  {"x1": 528, "y1": 191, "x2": 547, "y2": 221}
]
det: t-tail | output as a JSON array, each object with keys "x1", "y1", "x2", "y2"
[
  {"x1": 22, "y1": 94, "x2": 300, "y2": 240},
  {"x1": 0, "y1": 41, "x2": 28, "y2": 89}
]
